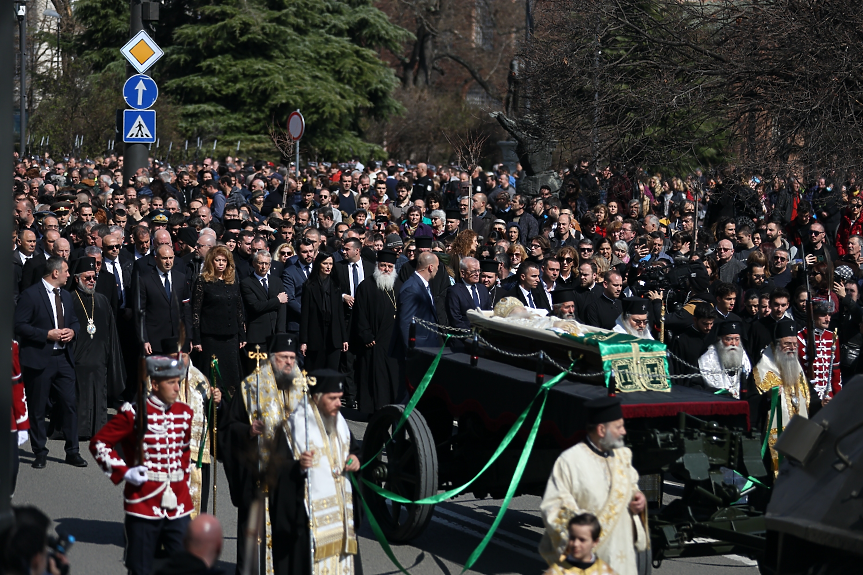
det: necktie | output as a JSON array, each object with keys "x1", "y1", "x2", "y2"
[
  {"x1": 262, "y1": 276, "x2": 269, "y2": 293},
  {"x1": 110, "y1": 261, "x2": 124, "y2": 305},
  {"x1": 53, "y1": 288, "x2": 64, "y2": 329},
  {"x1": 471, "y1": 284, "x2": 481, "y2": 308},
  {"x1": 305, "y1": 265, "x2": 311, "y2": 278},
  {"x1": 352, "y1": 263, "x2": 359, "y2": 297},
  {"x1": 426, "y1": 284, "x2": 434, "y2": 306},
  {"x1": 527, "y1": 290, "x2": 535, "y2": 309},
  {"x1": 164, "y1": 272, "x2": 172, "y2": 300}
]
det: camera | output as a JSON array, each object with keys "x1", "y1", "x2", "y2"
[
  {"x1": 47, "y1": 532, "x2": 75, "y2": 575},
  {"x1": 632, "y1": 262, "x2": 671, "y2": 296}
]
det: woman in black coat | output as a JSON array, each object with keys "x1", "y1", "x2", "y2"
[
  {"x1": 299, "y1": 252, "x2": 348, "y2": 371},
  {"x1": 192, "y1": 245, "x2": 246, "y2": 393}
]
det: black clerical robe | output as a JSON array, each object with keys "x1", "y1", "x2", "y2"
[
  {"x1": 71, "y1": 288, "x2": 126, "y2": 438},
  {"x1": 668, "y1": 325, "x2": 715, "y2": 388},
  {"x1": 351, "y1": 277, "x2": 400, "y2": 414}
]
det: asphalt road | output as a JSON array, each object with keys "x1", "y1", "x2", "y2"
[{"x1": 14, "y1": 414, "x2": 761, "y2": 575}]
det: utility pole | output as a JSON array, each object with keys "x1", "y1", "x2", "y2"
[
  {"x1": 123, "y1": 0, "x2": 156, "y2": 185},
  {"x1": 1, "y1": 0, "x2": 18, "y2": 527},
  {"x1": 16, "y1": 0, "x2": 27, "y2": 157}
]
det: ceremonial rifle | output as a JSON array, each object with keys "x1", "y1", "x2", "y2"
[{"x1": 800, "y1": 242, "x2": 817, "y2": 380}]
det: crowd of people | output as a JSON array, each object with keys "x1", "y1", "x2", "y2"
[{"x1": 8, "y1": 150, "x2": 861, "y2": 574}]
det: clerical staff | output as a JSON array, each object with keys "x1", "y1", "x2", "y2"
[{"x1": 296, "y1": 370, "x2": 317, "y2": 575}]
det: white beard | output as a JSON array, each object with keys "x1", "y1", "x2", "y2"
[
  {"x1": 77, "y1": 279, "x2": 95, "y2": 295},
  {"x1": 773, "y1": 346, "x2": 803, "y2": 388},
  {"x1": 622, "y1": 316, "x2": 648, "y2": 338},
  {"x1": 599, "y1": 432, "x2": 625, "y2": 451},
  {"x1": 716, "y1": 344, "x2": 744, "y2": 370},
  {"x1": 374, "y1": 267, "x2": 396, "y2": 291}
]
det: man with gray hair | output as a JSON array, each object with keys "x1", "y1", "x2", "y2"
[
  {"x1": 446, "y1": 256, "x2": 491, "y2": 330},
  {"x1": 613, "y1": 298, "x2": 654, "y2": 340},
  {"x1": 240, "y1": 249, "x2": 288, "y2": 374}
]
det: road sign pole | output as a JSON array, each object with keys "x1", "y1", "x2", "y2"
[
  {"x1": 296, "y1": 140, "x2": 300, "y2": 179},
  {"x1": 123, "y1": 0, "x2": 149, "y2": 186}
]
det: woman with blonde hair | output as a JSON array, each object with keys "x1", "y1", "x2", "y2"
[
  {"x1": 192, "y1": 245, "x2": 246, "y2": 393},
  {"x1": 507, "y1": 243, "x2": 528, "y2": 274},
  {"x1": 272, "y1": 242, "x2": 294, "y2": 264}
]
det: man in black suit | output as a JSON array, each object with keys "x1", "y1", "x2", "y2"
[
  {"x1": 446, "y1": 256, "x2": 491, "y2": 330},
  {"x1": 504, "y1": 260, "x2": 551, "y2": 312},
  {"x1": 333, "y1": 237, "x2": 375, "y2": 406},
  {"x1": 282, "y1": 237, "x2": 318, "y2": 335},
  {"x1": 252, "y1": 236, "x2": 284, "y2": 279},
  {"x1": 182, "y1": 231, "x2": 215, "y2": 287},
  {"x1": 14, "y1": 256, "x2": 87, "y2": 469},
  {"x1": 240, "y1": 250, "x2": 287, "y2": 373},
  {"x1": 134, "y1": 244, "x2": 193, "y2": 356},
  {"x1": 20, "y1": 230, "x2": 61, "y2": 292},
  {"x1": 233, "y1": 230, "x2": 255, "y2": 280}
]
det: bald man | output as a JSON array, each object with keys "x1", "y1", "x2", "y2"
[
  {"x1": 20, "y1": 230, "x2": 61, "y2": 291},
  {"x1": 391, "y1": 251, "x2": 441, "y2": 359},
  {"x1": 154, "y1": 514, "x2": 223, "y2": 575}
]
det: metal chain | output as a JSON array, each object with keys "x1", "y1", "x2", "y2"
[{"x1": 410, "y1": 317, "x2": 732, "y2": 380}]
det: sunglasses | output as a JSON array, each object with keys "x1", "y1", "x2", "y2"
[
  {"x1": 561, "y1": 257, "x2": 574, "y2": 263},
  {"x1": 104, "y1": 243, "x2": 121, "y2": 250}
]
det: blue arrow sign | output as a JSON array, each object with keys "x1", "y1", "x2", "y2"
[
  {"x1": 123, "y1": 109, "x2": 156, "y2": 143},
  {"x1": 123, "y1": 74, "x2": 158, "y2": 110}
]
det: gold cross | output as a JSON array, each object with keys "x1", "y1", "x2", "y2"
[
  {"x1": 293, "y1": 369, "x2": 317, "y2": 394},
  {"x1": 248, "y1": 345, "x2": 268, "y2": 373}
]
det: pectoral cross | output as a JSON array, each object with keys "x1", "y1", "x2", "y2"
[{"x1": 248, "y1": 345, "x2": 268, "y2": 373}]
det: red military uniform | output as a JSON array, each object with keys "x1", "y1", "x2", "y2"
[
  {"x1": 90, "y1": 395, "x2": 195, "y2": 519},
  {"x1": 798, "y1": 327, "x2": 842, "y2": 401},
  {"x1": 11, "y1": 341, "x2": 29, "y2": 433}
]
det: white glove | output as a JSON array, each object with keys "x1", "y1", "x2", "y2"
[
  {"x1": 16, "y1": 430, "x2": 28, "y2": 446},
  {"x1": 124, "y1": 466, "x2": 149, "y2": 486}
]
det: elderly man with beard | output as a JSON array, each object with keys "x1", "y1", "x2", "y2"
[
  {"x1": 699, "y1": 321, "x2": 751, "y2": 399},
  {"x1": 351, "y1": 250, "x2": 401, "y2": 414},
  {"x1": 288, "y1": 370, "x2": 362, "y2": 575},
  {"x1": 550, "y1": 290, "x2": 578, "y2": 320},
  {"x1": 219, "y1": 333, "x2": 302, "y2": 575},
  {"x1": 613, "y1": 298, "x2": 654, "y2": 340},
  {"x1": 69, "y1": 257, "x2": 125, "y2": 439},
  {"x1": 753, "y1": 319, "x2": 810, "y2": 476},
  {"x1": 540, "y1": 397, "x2": 646, "y2": 575}
]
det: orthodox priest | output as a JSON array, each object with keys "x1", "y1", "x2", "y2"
[
  {"x1": 161, "y1": 337, "x2": 222, "y2": 517},
  {"x1": 219, "y1": 333, "x2": 303, "y2": 575},
  {"x1": 289, "y1": 369, "x2": 362, "y2": 575},
  {"x1": 539, "y1": 397, "x2": 647, "y2": 575},
  {"x1": 753, "y1": 319, "x2": 810, "y2": 475},
  {"x1": 70, "y1": 257, "x2": 125, "y2": 439},
  {"x1": 699, "y1": 321, "x2": 751, "y2": 399},
  {"x1": 352, "y1": 249, "x2": 400, "y2": 414}
]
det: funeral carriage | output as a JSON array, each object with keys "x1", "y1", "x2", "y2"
[{"x1": 359, "y1": 307, "x2": 771, "y2": 571}]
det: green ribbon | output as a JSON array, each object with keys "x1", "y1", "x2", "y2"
[
  {"x1": 360, "y1": 336, "x2": 449, "y2": 471},
  {"x1": 761, "y1": 387, "x2": 782, "y2": 461},
  {"x1": 363, "y1": 369, "x2": 569, "y2": 505},
  {"x1": 350, "y1": 473, "x2": 413, "y2": 575},
  {"x1": 359, "y1": 361, "x2": 570, "y2": 574}
]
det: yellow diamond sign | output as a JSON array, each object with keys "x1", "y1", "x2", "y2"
[{"x1": 120, "y1": 30, "x2": 163, "y2": 74}]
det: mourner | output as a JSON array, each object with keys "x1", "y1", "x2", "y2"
[
  {"x1": 699, "y1": 321, "x2": 751, "y2": 399},
  {"x1": 612, "y1": 298, "x2": 654, "y2": 339}
]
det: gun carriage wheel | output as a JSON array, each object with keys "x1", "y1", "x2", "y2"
[{"x1": 361, "y1": 404, "x2": 439, "y2": 542}]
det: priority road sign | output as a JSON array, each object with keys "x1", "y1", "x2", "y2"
[
  {"x1": 123, "y1": 74, "x2": 158, "y2": 110},
  {"x1": 120, "y1": 30, "x2": 164, "y2": 74},
  {"x1": 123, "y1": 109, "x2": 156, "y2": 143}
]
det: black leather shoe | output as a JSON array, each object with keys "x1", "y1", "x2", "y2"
[
  {"x1": 65, "y1": 453, "x2": 88, "y2": 467},
  {"x1": 32, "y1": 453, "x2": 47, "y2": 469}
]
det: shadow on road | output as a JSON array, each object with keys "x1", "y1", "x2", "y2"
[{"x1": 55, "y1": 517, "x2": 125, "y2": 547}]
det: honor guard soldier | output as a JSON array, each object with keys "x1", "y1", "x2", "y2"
[{"x1": 90, "y1": 356, "x2": 195, "y2": 575}]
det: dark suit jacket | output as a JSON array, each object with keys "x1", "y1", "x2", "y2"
[
  {"x1": 240, "y1": 274, "x2": 287, "y2": 345},
  {"x1": 505, "y1": 284, "x2": 552, "y2": 312},
  {"x1": 133, "y1": 266, "x2": 193, "y2": 353},
  {"x1": 299, "y1": 278, "x2": 348, "y2": 350},
  {"x1": 390, "y1": 272, "x2": 440, "y2": 358},
  {"x1": 446, "y1": 282, "x2": 490, "y2": 330},
  {"x1": 95, "y1": 269, "x2": 120, "y2": 316},
  {"x1": 14, "y1": 281, "x2": 81, "y2": 370},
  {"x1": 281, "y1": 259, "x2": 313, "y2": 332},
  {"x1": 333, "y1": 258, "x2": 376, "y2": 318},
  {"x1": 19, "y1": 253, "x2": 50, "y2": 292}
]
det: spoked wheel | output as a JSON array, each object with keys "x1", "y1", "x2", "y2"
[{"x1": 361, "y1": 404, "x2": 438, "y2": 542}]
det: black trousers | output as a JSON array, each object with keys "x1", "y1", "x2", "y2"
[
  {"x1": 10, "y1": 433, "x2": 19, "y2": 495},
  {"x1": 23, "y1": 353, "x2": 79, "y2": 455},
  {"x1": 199, "y1": 463, "x2": 211, "y2": 514},
  {"x1": 124, "y1": 514, "x2": 190, "y2": 575},
  {"x1": 339, "y1": 349, "x2": 357, "y2": 402}
]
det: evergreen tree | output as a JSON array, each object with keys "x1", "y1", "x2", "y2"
[{"x1": 73, "y1": 0, "x2": 411, "y2": 159}]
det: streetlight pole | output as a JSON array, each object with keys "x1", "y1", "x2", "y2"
[
  {"x1": 43, "y1": 10, "x2": 61, "y2": 78},
  {"x1": 16, "y1": 0, "x2": 27, "y2": 157}
]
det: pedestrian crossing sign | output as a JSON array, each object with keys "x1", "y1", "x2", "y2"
[
  {"x1": 120, "y1": 30, "x2": 163, "y2": 74},
  {"x1": 123, "y1": 109, "x2": 156, "y2": 143}
]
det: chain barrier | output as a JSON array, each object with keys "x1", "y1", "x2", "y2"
[{"x1": 411, "y1": 317, "x2": 735, "y2": 380}]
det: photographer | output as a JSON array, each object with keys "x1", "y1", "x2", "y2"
[{"x1": 1, "y1": 506, "x2": 69, "y2": 575}]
